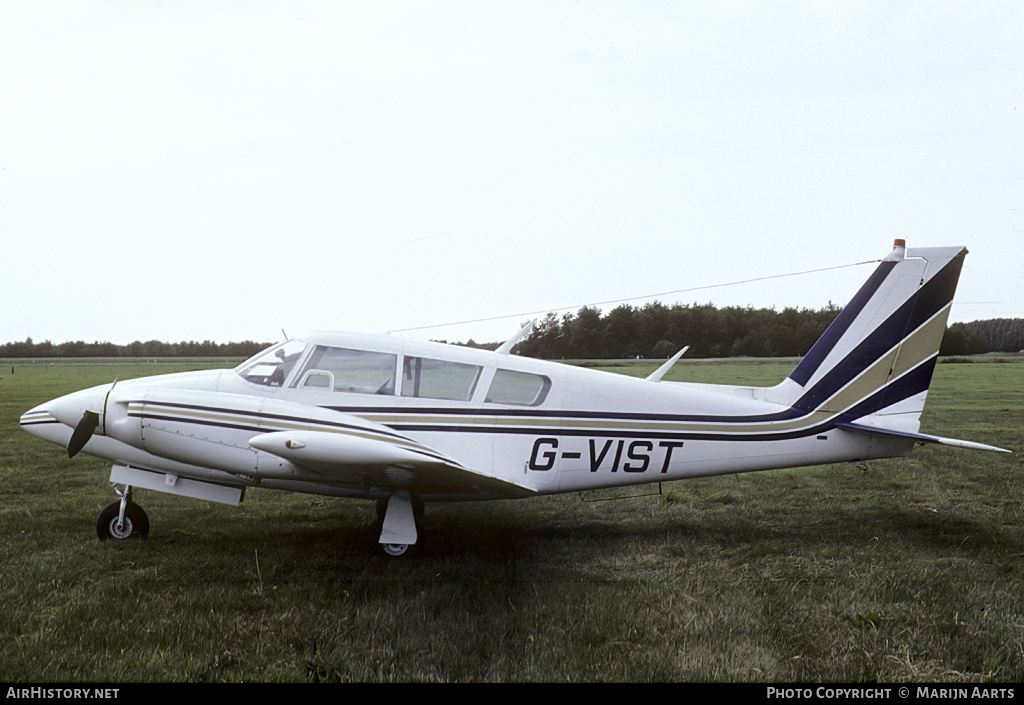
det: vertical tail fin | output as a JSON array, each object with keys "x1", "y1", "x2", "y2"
[{"x1": 773, "y1": 240, "x2": 967, "y2": 432}]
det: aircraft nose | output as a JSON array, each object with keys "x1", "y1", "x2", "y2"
[
  {"x1": 20, "y1": 386, "x2": 109, "y2": 455},
  {"x1": 19, "y1": 403, "x2": 60, "y2": 436},
  {"x1": 48, "y1": 387, "x2": 107, "y2": 428}
]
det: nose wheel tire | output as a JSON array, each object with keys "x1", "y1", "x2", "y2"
[{"x1": 96, "y1": 501, "x2": 149, "y2": 540}]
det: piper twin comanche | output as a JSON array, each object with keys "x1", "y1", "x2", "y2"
[{"x1": 20, "y1": 241, "x2": 1009, "y2": 556}]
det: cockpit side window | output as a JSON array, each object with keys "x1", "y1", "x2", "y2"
[
  {"x1": 295, "y1": 346, "x2": 397, "y2": 395},
  {"x1": 401, "y1": 356, "x2": 482, "y2": 401},
  {"x1": 235, "y1": 340, "x2": 308, "y2": 387},
  {"x1": 485, "y1": 369, "x2": 551, "y2": 406}
]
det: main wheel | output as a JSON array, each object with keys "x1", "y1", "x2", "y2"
[
  {"x1": 380, "y1": 541, "x2": 414, "y2": 557},
  {"x1": 96, "y1": 501, "x2": 150, "y2": 540},
  {"x1": 364, "y1": 517, "x2": 422, "y2": 558}
]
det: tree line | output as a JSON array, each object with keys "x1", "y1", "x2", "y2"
[
  {"x1": 510, "y1": 303, "x2": 997, "y2": 360},
  {"x1": 948, "y1": 318, "x2": 1024, "y2": 354},
  {"x1": 512, "y1": 303, "x2": 839, "y2": 360},
  {"x1": 1, "y1": 309, "x2": 1013, "y2": 361},
  {"x1": 0, "y1": 338, "x2": 271, "y2": 359},
  {"x1": 511, "y1": 303, "x2": 842, "y2": 360}
]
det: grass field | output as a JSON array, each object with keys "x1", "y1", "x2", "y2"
[{"x1": 0, "y1": 357, "x2": 1021, "y2": 682}]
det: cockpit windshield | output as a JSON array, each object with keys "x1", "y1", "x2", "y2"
[{"x1": 235, "y1": 339, "x2": 308, "y2": 387}]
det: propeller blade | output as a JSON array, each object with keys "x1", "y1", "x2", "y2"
[{"x1": 68, "y1": 411, "x2": 99, "y2": 458}]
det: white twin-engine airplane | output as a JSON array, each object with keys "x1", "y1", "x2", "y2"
[{"x1": 20, "y1": 241, "x2": 1009, "y2": 556}]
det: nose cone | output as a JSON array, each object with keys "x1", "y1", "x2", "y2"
[
  {"x1": 20, "y1": 401, "x2": 73, "y2": 447},
  {"x1": 20, "y1": 403, "x2": 59, "y2": 436},
  {"x1": 20, "y1": 385, "x2": 109, "y2": 449},
  {"x1": 47, "y1": 386, "x2": 108, "y2": 428}
]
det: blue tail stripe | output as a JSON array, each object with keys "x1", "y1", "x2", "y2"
[
  {"x1": 788, "y1": 260, "x2": 897, "y2": 386},
  {"x1": 833, "y1": 357, "x2": 939, "y2": 425}
]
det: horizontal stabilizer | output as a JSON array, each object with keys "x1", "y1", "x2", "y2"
[{"x1": 837, "y1": 422, "x2": 1011, "y2": 454}]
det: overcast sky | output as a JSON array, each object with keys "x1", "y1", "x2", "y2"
[{"x1": 3, "y1": 1, "x2": 1022, "y2": 347}]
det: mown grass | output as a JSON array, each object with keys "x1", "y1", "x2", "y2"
[{"x1": 0, "y1": 357, "x2": 1021, "y2": 682}]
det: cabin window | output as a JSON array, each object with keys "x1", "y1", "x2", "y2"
[
  {"x1": 401, "y1": 356, "x2": 482, "y2": 401},
  {"x1": 236, "y1": 339, "x2": 308, "y2": 387},
  {"x1": 295, "y1": 346, "x2": 397, "y2": 395},
  {"x1": 485, "y1": 369, "x2": 551, "y2": 406}
]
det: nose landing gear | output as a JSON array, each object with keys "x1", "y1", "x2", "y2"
[{"x1": 96, "y1": 485, "x2": 149, "y2": 540}]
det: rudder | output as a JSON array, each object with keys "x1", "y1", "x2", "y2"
[{"x1": 774, "y1": 240, "x2": 967, "y2": 432}]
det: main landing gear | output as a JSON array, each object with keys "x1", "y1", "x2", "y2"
[
  {"x1": 96, "y1": 485, "x2": 149, "y2": 540},
  {"x1": 367, "y1": 490, "x2": 423, "y2": 558}
]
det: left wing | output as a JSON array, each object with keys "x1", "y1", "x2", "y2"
[{"x1": 249, "y1": 428, "x2": 534, "y2": 499}]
